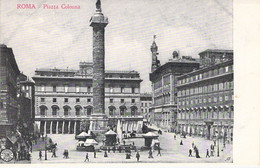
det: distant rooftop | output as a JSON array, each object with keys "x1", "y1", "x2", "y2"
[{"x1": 199, "y1": 49, "x2": 233, "y2": 55}]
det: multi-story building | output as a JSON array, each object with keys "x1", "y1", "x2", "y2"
[
  {"x1": 140, "y1": 93, "x2": 152, "y2": 123},
  {"x1": 32, "y1": 62, "x2": 143, "y2": 135},
  {"x1": 176, "y1": 49, "x2": 233, "y2": 143},
  {"x1": 0, "y1": 45, "x2": 20, "y2": 148},
  {"x1": 0, "y1": 45, "x2": 20, "y2": 145},
  {"x1": 149, "y1": 40, "x2": 200, "y2": 131},
  {"x1": 17, "y1": 73, "x2": 35, "y2": 133},
  {"x1": 140, "y1": 93, "x2": 152, "y2": 114}
]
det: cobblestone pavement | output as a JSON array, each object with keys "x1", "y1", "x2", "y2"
[{"x1": 30, "y1": 130, "x2": 232, "y2": 163}]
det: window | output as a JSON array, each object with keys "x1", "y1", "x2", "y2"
[
  {"x1": 121, "y1": 99, "x2": 124, "y2": 103},
  {"x1": 110, "y1": 99, "x2": 113, "y2": 103},
  {"x1": 87, "y1": 98, "x2": 91, "y2": 103},
  {"x1": 76, "y1": 107, "x2": 81, "y2": 116},
  {"x1": 53, "y1": 86, "x2": 56, "y2": 92},
  {"x1": 225, "y1": 66, "x2": 229, "y2": 72},
  {"x1": 225, "y1": 95, "x2": 229, "y2": 101},
  {"x1": 53, "y1": 98, "x2": 57, "y2": 102},
  {"x1": 219, "y1": 96, "x2": 223, "y2": 101},
  {"x1": 41, "y1": 85, "x2": 45, "y2": 92},
  {"x1": 64, "y1": 98, "x2": 68, "y2": 103},
  {"x1": 87, "y1": 86, "x2": 91, "y2": 93},
  {"x1": 41, "y1": 98, "x2": 45, "y2": 102},
  {"x1": 208, "y1": 97, "x2": 212, "y2": 102},
  {"x1": 219, "y1": 83, "x2": 224, "y2": 90},
  {"x1": 76, "y1": 98, "x2": 80, "y2": 103},
  {"x1": 132, "y1": 99, "x2": 135, "y2": 103},
  {"x1": 64, "y1": 107, "x2": 69, "y2": 116},
  {"x1": 214, "y1": 97, "x2": 217, "y2": 102},
  {"x1": 120, "y1": 87, "x2": 125, "y2": 93},
  {"x1": 64, "y1": 85, "x2": 68, "y2": 92},
  {"x1": 76, "y1": 85, "x2": 80, "y2": 93},
  {"x1": 131, "y1": 87, "x2": 135, "y2": 93},
  {"x1": 109, "y1": 86, "x2": 113, "y2": 93}
]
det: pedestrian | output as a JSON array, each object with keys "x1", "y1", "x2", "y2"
[
  {"x1": 136, "y1": 151, "x2": 140, "y2": 162},
  {"x1": 223, "y1": 142, "x2": 226, "y2": 148},
  {"x1": 51, "y1": 148, "x2": 56, "y2": 158},
  {"x1": 123, "y1": 140, "x2": 125, "y2": 146},
  {"x1": 38, "y1": 150, "x2": 42, "y2": 160},
  {"x1": 126, "y1": 152, "x2": 131, "y2": 159},
  {"x1": 84, "y1": 153, "x2": 89, "y2": 162},
  {"x1": 148, "y1": 149, "x2": 153, "y2": 158},
  {"x1": 206, "y1": 149, "x2": 210, "y2": 158},
  {"x1": 180, "y1": 140, "x2": 183, "y2": 145},
  {"x1": 210, "y1": 149, "x2": 214, "y2": 156},
  {"x1": 195, "y1": 149, "x2": 200, "y2": 158},
  {"x1": 214, "y1": 140, "x2": 216, "y2": 146},
  {"x1": 189, "y1": 149, "x2": 192, "y2": 157},
  {"x1": 133, "y1": 142, "x2": 135, "y2": 146},
  {"x1": 157, "y1": 147, "x2": 161, "y2": 156},
  {"x1": 174, "y1": 135, "x2": 176, "y2": 140},
  {"x1": 63, "y1": 150, "x2": 67, "y2": 159},
  {"x1": 66, "y1": 150, "x2": 69, "y2": 158},
  {"x1": 112, "y1": 146, "x2": 116, "y2": 153},
  {"x1": 192, "y1": 142, "x2": 194, "y2": 148},
  {"x1": 104, "y1": 150, "x2": 108, "y2": 157},
  {"x1": 118, "y1": 146, "x2": 122, "y2": 153},
  {"x1": 108, "y1": 147, "x2": 110, "y2": 153},
  {"x1": 94, "y1": 150, "x2": 96, "y2": 158}
]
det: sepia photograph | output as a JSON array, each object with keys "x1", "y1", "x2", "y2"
[{"x1": 0, "y1": 0, "x2": 247, "y2": 165}]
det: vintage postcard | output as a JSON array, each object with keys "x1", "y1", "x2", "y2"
[{"x1": 0, "y1": 0, "x2": 259, "y2": 166}]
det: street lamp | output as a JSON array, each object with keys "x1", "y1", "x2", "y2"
[{"x1": 45, "y1": 134, "x2": 47, "y2": 160}]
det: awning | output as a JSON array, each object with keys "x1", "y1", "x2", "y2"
[
  {"x1": 143, "y1": 132, "x2": 159, "y2": 137},
  {"x1": 77, "y1": 132, "x2": 91, "y2": 138},
  {"x1": 84, "y1": 139, "x2": 98, "y2": 146},
  {"x1": 105, "y1": 130, "x2": 117, "y2": 135}
]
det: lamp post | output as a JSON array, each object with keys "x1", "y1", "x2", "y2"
[{"x1": 45, "y1": 134, "x2": 47, "y2": 160}]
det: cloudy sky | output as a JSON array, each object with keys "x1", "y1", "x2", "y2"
[{"x1": 0, "y1": 0, "x2": 232, "y2": 92}]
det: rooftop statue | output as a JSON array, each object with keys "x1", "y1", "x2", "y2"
[{"x1": 96, "y1": 0, "x2": 101, "y2": 10}]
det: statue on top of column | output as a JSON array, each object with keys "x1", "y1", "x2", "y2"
[{"x1": 96, "y1": 0, "x2": 101, "y2": 10}]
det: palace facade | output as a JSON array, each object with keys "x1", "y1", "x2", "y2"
[
  {"x1": 32, "y1": 62, "x2": 144, "y2": 135},
  {"x1": 176, "y1": 49, "x2": 233, "y2": 143}
]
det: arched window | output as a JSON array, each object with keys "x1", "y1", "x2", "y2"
[
  {"x1": 119, "y1": 106, "x2": 127, "y2": 116},
  {"x1": 108, "y1": 106, "x2": 116, "y2": 116},
  {"x1": 75, "y1": 105, "x2": 82, "y2": 116},
  {"x1": 63, "y1": 105, "x2": 71, "y2": 116},
  {"x1": 130, "y1": 106, "x2": 137, "y2": 116},
  {"x1": 85, "y1": 106, "x2": 93, "y2": 116},
  {"x1": 51, "y1": 105, "x2": 59, "y2": 116},
  {"x1": 39, "y1": 105, "x2": 48, "y2": 116}
]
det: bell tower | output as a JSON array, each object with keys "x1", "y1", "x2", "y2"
[{"x1": 151, "y1": 35, "x2": 160, "y2": 72}]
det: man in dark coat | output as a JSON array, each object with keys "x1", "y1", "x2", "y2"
[
  {"x1": 189, "y1": 149, "x2": 192, "y2": 157},
  {"x1": 206, "y1": 149, "x2": 210, "y2": 158},
  {"x1": 136, "y1": 151, "x2": 140, "y2": 162}
]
